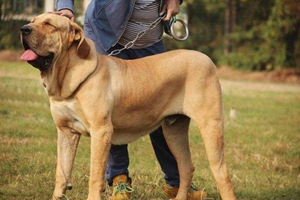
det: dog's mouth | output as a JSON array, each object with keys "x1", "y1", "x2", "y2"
[{"x1": 21, "y1": 39, "x2": 54, "y2": 72}]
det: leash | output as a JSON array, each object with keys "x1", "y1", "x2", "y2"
[{"x1": 108, "y1": 13, "x2": 189, "y2": 56}]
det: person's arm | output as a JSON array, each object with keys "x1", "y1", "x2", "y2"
[
  {"x1": 161, "y1": 0, "x2": 181, "y2": 21},
  {"x1": 55, "y1": 0, "x2": 75, "y2": 21}
]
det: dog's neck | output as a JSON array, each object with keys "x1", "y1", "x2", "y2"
[{"x1": 42, "y1": 40, "x2": 98, "y2": 99}]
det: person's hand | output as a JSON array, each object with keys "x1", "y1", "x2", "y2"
[
  {"x1": 54, "y1": 9, "x2": 75, "y2": 21},
  {"x1": 160, "y1": 0, "x2": 180, "y2": 21}
]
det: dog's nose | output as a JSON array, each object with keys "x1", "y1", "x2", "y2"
[{"x1": 21, "y1": 25, "x2": 32, "y2": 35}]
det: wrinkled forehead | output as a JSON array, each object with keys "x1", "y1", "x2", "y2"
[{"x1": 31, "y1": 13, "x2": 70, "y2": 27}]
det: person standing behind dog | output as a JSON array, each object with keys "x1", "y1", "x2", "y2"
[{"x1": 56, "y1": 0, "x2": 207, "y2": 199}]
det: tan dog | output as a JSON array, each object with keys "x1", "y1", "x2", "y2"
[{"x1": 20, "y1": 13, "x2": 236, "y2": 200}]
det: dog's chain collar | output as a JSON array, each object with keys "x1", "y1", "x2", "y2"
[{"x1": 108, "y1": 13, "x2": 167, "y2": 56}]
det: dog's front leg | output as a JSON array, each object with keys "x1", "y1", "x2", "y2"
[
  {"x1": 53, "y1": 128, "x2": 80, "y2": 199},
  {"x1": 87, "y1": 124, "x2": 113, "y2": 200}
]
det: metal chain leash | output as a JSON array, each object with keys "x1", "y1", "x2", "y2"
[{"x1": 108, "y1": 13, "x2": 167, "y2": 56}]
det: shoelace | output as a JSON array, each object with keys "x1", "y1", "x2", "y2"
[
  {"x1": 113, "y1": 183, "x2": 134, "y2": 195},
  {"x1": 188, "y1": 183, "x2": 199, "y2": 193}
]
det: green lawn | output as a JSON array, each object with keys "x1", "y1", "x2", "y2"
[{"x1": 0, "y1": 61, "x2": 299, "y2": 200}]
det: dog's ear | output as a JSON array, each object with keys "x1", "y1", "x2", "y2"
[{"x1": 71, "y1": 22, "x2": 90, "y2": 59}]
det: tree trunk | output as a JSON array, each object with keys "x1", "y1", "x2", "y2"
[
  {"x1": 0, "y1": 0, "x2": 2, "y2": 22},
  {"x1": 231, "y1": 0, "x2": 240, "y2": 31},
  {"x1": 224, "y1": 0, "x2": 231, "y2": 56}
]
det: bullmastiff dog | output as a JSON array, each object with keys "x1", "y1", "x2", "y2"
[{"x1": 20, "y1": 13, "x2": 236, "y2": 200}]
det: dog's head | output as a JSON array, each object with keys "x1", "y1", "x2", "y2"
[{"x1": 20, "y1": 13, "x2": 90, "y2": 72}]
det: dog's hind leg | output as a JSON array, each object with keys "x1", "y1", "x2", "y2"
[
  {"x1": 53, "y1": 128, "x2": 80, "y2": 199},
  {"x1": 162, "y1": 115, "x2": 193, "y2": 200},
  {"x1": 195, "y1": 117, "x2": 236, "y2": 199},
  {"x1": 192, "y1": 82, "x2": 236, "y2": 200}
]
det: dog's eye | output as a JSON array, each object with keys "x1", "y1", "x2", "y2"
[{"x1": 44, "y1": 22, "x2": 56, "y2": 28}]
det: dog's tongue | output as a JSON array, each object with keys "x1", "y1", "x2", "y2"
[{"x1": 20, "y1": 49, "x2": 38, "y2": 61}]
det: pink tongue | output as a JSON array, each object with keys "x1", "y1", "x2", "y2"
[{"x1": 20, "y1": 49, "x2": 38, "y2": 61}]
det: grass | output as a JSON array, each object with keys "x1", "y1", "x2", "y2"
[{"x1": 0, "y1": 61, "x2": 299, "y2": 200}]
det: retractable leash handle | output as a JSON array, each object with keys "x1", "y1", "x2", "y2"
[{"x1": 161, "y1": 13, "x2": 189, "y2": 41}]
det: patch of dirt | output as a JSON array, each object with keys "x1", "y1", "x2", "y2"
[
  {"x1": 218, "y1": 65, "x2": 300, "y2": 85},
  {"x1": 0, "y1": 50, "x2": 23, "y2": 62},
  {"x1": 1, "y1": 50, "x2": 299, "y2": 84}
]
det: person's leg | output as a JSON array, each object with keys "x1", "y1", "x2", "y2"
[
  {"x1": 150, "y1": 127, "x2": 180, "y2": 187},
  {"x1": 106, "y1": 144, "x2": 131, "y2": 185}
]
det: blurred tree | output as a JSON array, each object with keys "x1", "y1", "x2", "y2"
[
  {"x1": 0, "y1": 0, "x2": 44, "y2": 20},
  {"x1": 184, "y1": 0, "x2": 224, "y2": 62},
  {"x1": 0, "y1": 0, "x2": 44, "y2": 50},
  {"x1": 226, "y1": 0, "x2": 276, "y2": 70},
  {"x1": 175, "y1": 0, "x2": 300, "y2": 70},
  {"x1": 264, "y1": 0, "x2": 300, "y2": 69},
  {"x1": 227, "y1": 0, "x2": 300, "y2": 70},
  {"x1": 0, "y1": 0, "x2": 299, "y2": 70},
  {"x1": 224, "y1": 0, "x2": 240, "y2": 55},
  {"x1": 224, "y1": 0, "x2": 231, "y2": 56}
]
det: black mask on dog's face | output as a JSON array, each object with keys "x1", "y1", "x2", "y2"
[{"x1": 27, "y1": 53, "x2": 54, "y2": 72}]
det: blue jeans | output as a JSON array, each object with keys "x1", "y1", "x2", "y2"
[{"x1": 106, "y1": 41, "x2": 180, "y2": 187}]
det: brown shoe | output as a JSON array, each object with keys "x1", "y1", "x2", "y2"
[
  {"x1": 164, "y1": 183, "x2": 207, "y2": 200},
  {"x1": 111, "y1": 175, "x2": 134, "y2": 200}
]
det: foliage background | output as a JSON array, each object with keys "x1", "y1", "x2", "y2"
[
  {"x1": 0, "y1": 0, "x2": 299, "y2": 70},
  {"x1": 165, "y1": 0, "x2": 300, "y2": 71}
]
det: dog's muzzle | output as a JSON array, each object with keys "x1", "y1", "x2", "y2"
[{"x1": 20, "y1": 25, "x2": 54, "y2": 72}]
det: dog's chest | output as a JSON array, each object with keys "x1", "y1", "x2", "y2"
[{"x1": 51, "y1": 101, "x2": 89, "y2": 136}]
